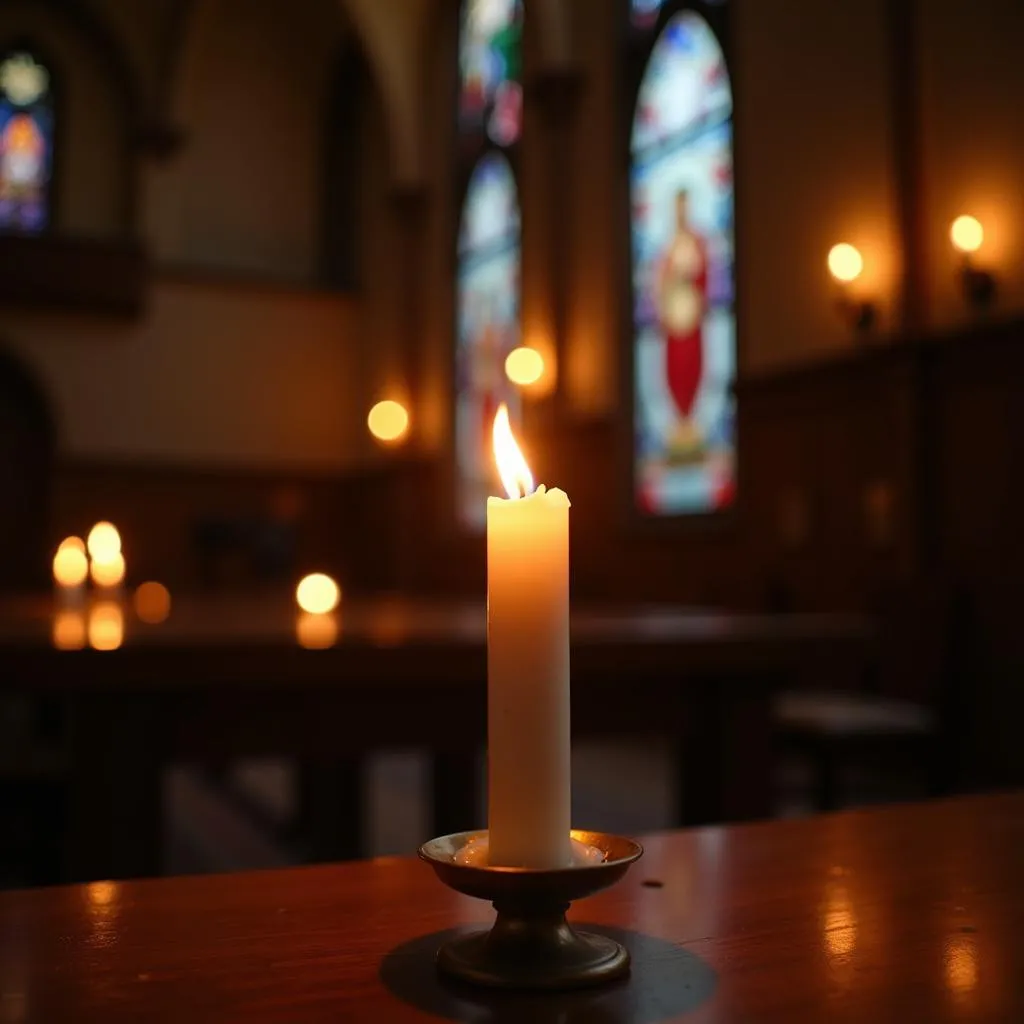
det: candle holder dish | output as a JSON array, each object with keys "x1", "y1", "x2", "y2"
[{"x1": 418, "y1": 829, "x2": 643, "y2": 990}]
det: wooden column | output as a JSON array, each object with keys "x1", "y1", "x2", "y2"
[
  {"x1": 887, "y1": 0, "x2": 929, "y2": 333},
  {"x1": 529, "y1": 69, "x2": 582, "y2": 415},
  {"x1": 388, "y1": 187, "x2": 430, "y2": 592}
]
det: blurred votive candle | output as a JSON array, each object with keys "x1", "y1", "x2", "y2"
[
  {"x1": 295, "y1": 573, "x2": 341, "y2": 649},
  {"x1": 53, "y1": 537, "x2": 88, "y2": 606},
  {"x1": 87, "y1": 522, "x2": 124, "y2": 596}
]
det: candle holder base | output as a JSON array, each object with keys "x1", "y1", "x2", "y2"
[{"x1": 419, "y1": 829, "x2": 643, "y2": 991}]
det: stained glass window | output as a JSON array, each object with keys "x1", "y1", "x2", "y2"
[
  {"x1": 0, "y1": 50, "x2": 54, "y2": 233},
  {"x1": 458, "y1": 0, "x2": 523, "y2": 148},
  {"x1": 630, "y1": 10, "x2": 735, "y2": 515},
  {"x1": 630, "y1": 0, "x2": 665, "y2": 30},
  {"x1": 455, "y1": 153, "x2": 521, "y2": 528},
  {"x1": 456, "y1": 1, "x2": 523, "y2": 528}
]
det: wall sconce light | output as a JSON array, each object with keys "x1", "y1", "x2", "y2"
[
  {"x1": 950, "y1": 215, "x2": 995, "y2": 310},
  {"x1": 827, "y1": 243, "x2": 876, "y2": 332},
  {"x1": 367, "y1": 399, "x2": 410, "y2": 445}
]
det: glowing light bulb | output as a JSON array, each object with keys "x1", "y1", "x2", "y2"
[
  {"x1": 828, "y1": 243, "x2": 864, "y2": 283},
  {"x1": 951, "y1": 215, "x2": 983, "y2": 254},
  {"x1": 505, "y1": 346, "x2": 545, "y2": 387},
  {"x1": 296, "y1": 573, "x2": 341, "y2": 615},
  {"x1": 367, "y1": 400, "x2": 410, "y2": 444}
]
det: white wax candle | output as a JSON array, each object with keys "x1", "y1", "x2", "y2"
[{"x1": 487, "y1": 479, "x2": 571, "y2": 868}]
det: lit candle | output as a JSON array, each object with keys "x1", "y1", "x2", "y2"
[
  {"x1": 487, "y1": 404, "x2": 571, "y2": 868},
  {"x1": 87, "y1": 521, "x2": 125, "y2": 597},
  {"x1": 52, "y1": 536, "x2": 88, "y2": 607}
]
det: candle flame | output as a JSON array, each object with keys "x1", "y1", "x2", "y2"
[{"x1": 493, "y1": 404, "x2": 534, "y2": 499}]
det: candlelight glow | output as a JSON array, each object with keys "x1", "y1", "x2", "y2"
[
  {"x1": 951, "y1": 215, "x2": 983, "y2": 254},
  {"x1": 90, "y1": 552, "x2": 125, "y2": 588},
  {"x1": 134, "y1": 581, "x2": 171, "y2": 624},
  {"x1": 58, "y1": 536, "x2": 86, "y2": 554},
  {"x1": 86, "y1": 522, "x2": 121, "y2": 562},
  {"x1": 822, "y1": 881, "x2": 857, "y2": 959},
  {"x1": 296, "y1": 572, "x2": 341, "y2": 615},
  {"x1": 52, "y1": 609, "x2": 86, "y2": 650},
  {"x1": 367, "y1": 400, "x2": 410, "y2": 444},
  {"x1": 296, "y1": 612, "x2": 338, "y2": 649},
  {"x1": 53, "y1": 543, "x2": 88, "y2": 587},
  {"x1": 828, "y1": 243, "x2": 863, "y2": 283},
  {"x1": 505, "y1": 346, "x2": 545, "y2": 387},
  {"x1": 493, "y1": 403, "x2": 534, "y2": 499},
  {"x1": 944, "y1": 932, "x2": 978, "y2": 997},
  {"x1": 88, "y1": 881, "x2": 118, "y2": 907},
  {"x1": 88, "y1": 601, "x2": 124, "y2": 651}
]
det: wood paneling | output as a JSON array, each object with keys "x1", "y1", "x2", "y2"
[{"x1": 0, "y1": 235, "x2": 146, "y2": 316}]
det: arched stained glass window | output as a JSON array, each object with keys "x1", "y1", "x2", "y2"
[
  {"x1": 0, "y1": 49, "x2": 54, "y2": 233},
  {"x1": 630, "y1": 6, "x2": 735, "y2": 516},
  {"x1": 631, "y1": 0, "x2": 666, "y2": 30},
  {"x1": 455, "y1": 153, "x2": 521, "y2": 528},
  {"x1": 458, "y1": 0, "x2": 523, "y2": 148},
  {"x1": 455, "y1": 1, "x2": 523, "y2": 529}
]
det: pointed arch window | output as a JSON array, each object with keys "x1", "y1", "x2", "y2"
[
  {"x1": 629, "y1": 5, "x2": 736, "y2": 516},
  {"x1": 455, "y1": 1, "x2": 524, "y2": 528},
  {"x1": 0, "y1": 48, "x2": 55, "y2": 233}
]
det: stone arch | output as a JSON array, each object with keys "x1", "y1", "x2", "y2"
[
  {"x1": 0, "y1": 0, "x2": 146, "y2": 233},
  {"x1": 0, "y1": 0, "x2": 145, "y2": 128},
  {"x1": 153, "y1": 0, "x2": 359, "y2": 280}
]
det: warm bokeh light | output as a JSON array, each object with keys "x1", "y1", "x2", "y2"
[
  {"x1": 944, "y1": 933, "x2": 978, "y2": 998},
  {"x1": 90, "y1": 552, "x2": 125, "y2": 588},
  {"x1": 367, "y1": 400, "x2": 410, "y2": 444},
  {"x1": 296, "y1": 612, "x2": 338, "y2": 649},
  {"x1": 53, "y1": 543, "x2": 89, "y2": 588},
  {"x1": 828, "y1": 243, "x2": 864, "y2": 283},
  {"x1": 493, "y1": 403, "x2": 534, "y2": 499},
  {"x1": 822, "y1": 880, "x2": 857, "y2": 959},
  {"x1": 505, "y1": 346, "x2": 545, "y2": 387},
  {"x1": 86, "y1": 880, "x2": 120, "y2": 932},
  {"x1": 134, "y1": 581, "x2": 171, "y2": 624},
  {"x1": 86, "y1": 521, "x2": 121, "y2": 562},
  {"x1": 88, "y1": 601, "x2": 124, "y2": 651},
  {"x1": 950, "y1": 214, "x2": 984, "y2": 254},
  {"x1": 87, "y1": 881, "x2": 118, "y2": 908},
  {"x1": 296, "y1": 572, "x2": 341, "y2": 615},
  {"x1": 58, "y1": 536, "x2": 86, "y2": 554},
  {"x1": 52, "y1": 609, "x2": 86, "y2": 650}
]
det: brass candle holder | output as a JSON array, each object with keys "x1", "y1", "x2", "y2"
[{"x1": 418, "y1": 829, "x2": 643, "y2": 991}]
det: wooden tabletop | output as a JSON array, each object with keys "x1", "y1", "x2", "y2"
[{"x1": 2, "y1": 793, "x2": 1020, "y2": 1023}]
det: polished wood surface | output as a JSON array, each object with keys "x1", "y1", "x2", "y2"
[{"x1": 1, "y1": 793, "x2": 1020, "y2": 1023}]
